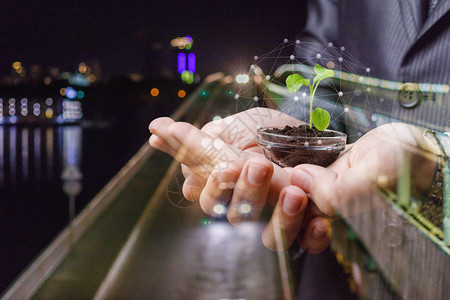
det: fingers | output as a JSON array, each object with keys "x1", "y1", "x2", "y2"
[
  {"x1": 148, "y1": 117, "x2": 180, "y2": 156},
  {"x1": 170, "y1": 121, "x2": 247, "y2": 178},
  {"x1": 226, "y1": 157, "x2": 274, "y2": 224},
  {"x1": 290, "y1": 163, "x2": 375, "y2": 216},
  {"x1": 198, "y1": 167, "x2": 240, "y2": 215},
  {"x1": 180, "y1": 164, "x2": 206, "y2": 202},
  {"x1": 182, "y1": 173, "x2": 206, "y2": 202},
  {"x1": 261, "y1": 186, "x2": 308, "y2": 251},
  {"x1": 299, "y1": 217, "x2": 331, "y2": 254}
]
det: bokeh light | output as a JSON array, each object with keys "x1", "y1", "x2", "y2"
[
  {"x1": 177, "y1": 90, "x2": 186, "y2": 98},
  {"x1": 77, "y1": 90, "x2": 85, "y2": 99},
  {"x1": 65, "y1": 87, "x2": 77, "y2": 99},
  {"x1": 150, "y1": 88, "x2": 159, "y2": 97}
]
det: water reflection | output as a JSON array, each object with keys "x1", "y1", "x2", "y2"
[
  {"x1": 0, "y1": 125, "x2": 82, "y2": 188},
  {"x1": 10, "y1": 127, "x2": 16, "y2": 184},
  {"x1": 34, "y1": 127, "x2": 41, "y2": 178},
  {"x1": 0, "y1": 126, "x2": 3, "y2": 185}
]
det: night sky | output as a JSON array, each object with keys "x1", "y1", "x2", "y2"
[{"x1": 1, "y1": 0, "x2": 307, "y2": 78}]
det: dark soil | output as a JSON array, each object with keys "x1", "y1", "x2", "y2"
[
  {"x1": 260, "y1": 125, "x2": 345, "y2": 168},
  {"x1": 265, "y1": 124, "x2": 336, "y2": 140}
]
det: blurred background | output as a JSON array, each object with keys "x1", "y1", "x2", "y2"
[{"x1": 0, "y1": 0, "x2": 307, "y2": 293}]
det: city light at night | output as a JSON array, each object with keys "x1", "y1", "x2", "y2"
[
  {"x1": 177, "y1": 90, "x2": 186, "y2": 98},
  {"x1": 150, "y1": 88, "x2": 159, "y2": 97}
]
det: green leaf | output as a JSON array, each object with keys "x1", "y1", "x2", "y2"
[
  {"x1": 286, "y1": 74, "x2": 310, "y2": 93},
  {"x1": 313, "y1": 64, "x2": 334, "y2": 85},
  {"x1": 311, "y1": 107, "x2": 330, "y2": 131}
]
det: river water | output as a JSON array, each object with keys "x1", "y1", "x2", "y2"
[{"x1": 0, "y1": 98, "x2": 178, "y2": 292}]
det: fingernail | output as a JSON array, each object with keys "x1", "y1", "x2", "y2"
[
  {"x1": 283, "y1": 192, "x2": 301, "y2": 214},
  {"x1": 167, "y1": 123, "x2": 176, "y2": 135},
  {"x1": 148, "y1": 124, "x2": 156, "y2": 133},
  {"x1": 247, "y1": 163, "x2": 268, "y2": 185},
  {"x1": 294, "y1": 169, "x2": 312, "y2": 190},
  {"x1": 312, "y1": 227, "x2": 327, "y2": 239}
]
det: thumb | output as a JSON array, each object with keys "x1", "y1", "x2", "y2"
[{"x1": 290, "y1": 163, "x2": 377, "y2": 217}]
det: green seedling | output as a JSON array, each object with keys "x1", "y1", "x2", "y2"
[{"x1": 286, "y1": 64, "x2": 334, "y2": 131}]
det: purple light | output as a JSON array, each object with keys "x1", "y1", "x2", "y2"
[
  {"x1": 188, "y1": 53, "x2": 196, "y2": 73},
  {"x1": 177, "y1": 53, "x2": 186, "y2": 74}
]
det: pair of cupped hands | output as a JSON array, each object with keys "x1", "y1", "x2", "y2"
[{"x1": 149, "y1": 107, "x2": 431, "y2": 254}]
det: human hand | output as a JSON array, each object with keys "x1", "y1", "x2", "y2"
[
  {"x1": 149, "y1": 116, "x2": 330, "y2": 253},
  {"x1": 290, "y1": 123, "x2": 437, "y2": 217},
  {"x1": 180, "y1": 107, "x2": 304, "y2": 202}
]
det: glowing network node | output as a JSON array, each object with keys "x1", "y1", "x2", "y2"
[
  {"x1": 366, "y1": 67, "x2": 371, "y2": 73},
  {"x1": 316, "y1": 53, "x2": 322, "y2": 59},
  {"x1": 359, "y1": 76, "x2": 364, "y2": 82},
  {"x1": 317, "y1": 140, "x2": 322, "y2": 145},
  {"x1": 301, "y1": 92, "x2": 307, "y2": 98},
  {"x1": 304, "y1": 141, "x2": 309, "y2": 147},
  {"x1": 294, "y1": 96, "x2": 299, "y2": 101},
  {"x1": 328, "y1": 42, "x2": 333, "y2": 46},
  {"x1": 253, "y1": 55, "x2": 258, "y2": 60},
  {"x1": 213, "y1": 204, "x2": 226, "y2": 215},
  {"x1": 338, "y1": 57, "x2": 343, "y2": 62},
  {"x1": 283, "y1": 38, "x2": 288, "y2": 43},
  {"x1": 236, "y1": 74, "x2": 249, "y2": 84},
  {"x1": 290, "y1": 55, "x2": 295, "y2": 60},
  {"x1": 234, "y1": 94, "x2": 240, "y2": 100},
  {"x1": 253, "y1": 96, "x2": 258, "y2": 101},
  {"x1": 239, "y1": 203, "x2": 252, "y2": 214},
  {"x1": 367, "y1": 87, "x2": 372, "y2": 92},
  {"x1": 296, "y1": 40, "x2": 300, "y2": 44},
  {"x1": 201, "y1": 138, "x2": 212, "y2": 149},
  {"x1": 265, "y1": 75, "x2": 271, "y2": 80},
  {"x1": 213, "y1": 139, "x2": 224, "y2": 150},
  {"x1": 380, "y1": 98, "x2": 385, "y2": 103},
  {"x1": 338, "y1": 91, "x2": 344, "y2": 97},
  {"x1": 341, "y1": 46, "x2": 345, "y2": 51}
]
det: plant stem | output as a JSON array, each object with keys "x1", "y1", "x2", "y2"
[{"x1": 309, "y1": 82, "x2": 320, "y2": 129}]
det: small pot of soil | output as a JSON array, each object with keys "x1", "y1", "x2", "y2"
[{"x1": 257, "y1": 124, "x2": 347, "y2": 168}]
